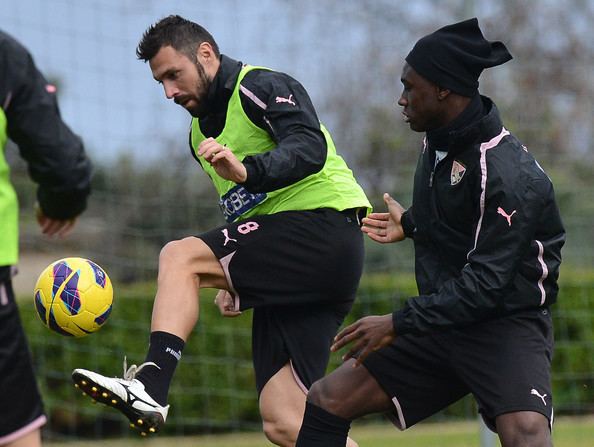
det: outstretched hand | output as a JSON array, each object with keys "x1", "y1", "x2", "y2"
[
  {"x1": 331, "y1": 314, "x2": 396, "y2": 367},
  {"x1": 214, "y1": 290, "x2": 242, "y2": 317},
  {"x1": 198, "y1": 137, "x2": 247, "y2": 184},
  {"x1": 361, "y1": 193, "x2": 406, "y2": 244}
]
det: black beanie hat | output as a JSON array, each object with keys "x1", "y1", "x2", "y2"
[{"x1": 405, "y1": 18, "x2": 512, "y2": 97}]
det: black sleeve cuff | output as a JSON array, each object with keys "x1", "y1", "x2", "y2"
[
  {"x1": 401, "y1": 209, "x2": 416, "y2": 239},
  {"x1": 240, "y1": 159, "x2": 260, "y2": 191},
  {"x1": 37, "y1": 188, "x2": 90, "y2": 220},
  {"x1": 392, "y1": 311, "x2": 402, "y2": 335}
]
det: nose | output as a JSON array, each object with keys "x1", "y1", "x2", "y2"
[
  {"x1": 163, "y1": 81, "x2": 179, "y2": 100},
  {"x1": 397, "y1": 94, "x2": 407, "y2": 108}
]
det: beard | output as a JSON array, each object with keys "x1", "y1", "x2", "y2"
[{"x1": 186, "y1": 61, "x2": 212, "y2": 118}]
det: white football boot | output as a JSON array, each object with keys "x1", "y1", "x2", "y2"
[{"x1": 72, "y1": 358, "x2": 169, "y2": 436}]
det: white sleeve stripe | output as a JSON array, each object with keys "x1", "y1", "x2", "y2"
[
  {"x1": 535, "y1": 240, "x2": 549, "y2": 305},
  {"x1": 468, "y1": 127, "x2": 510, "y2": 258},
  {"x1": 239, "y1": 84, "x2": 267, "y2": 110},
  {"x1": 2, "y1": 91, "x2": 12, "y2": 110}
]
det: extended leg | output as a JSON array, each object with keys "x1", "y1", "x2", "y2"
[
  {"x1": 72, "y1": 236, "x2": 229, "y2": 435},
  {"x1": 150, "y1": 236, "x2": 229, "y2": 339}
]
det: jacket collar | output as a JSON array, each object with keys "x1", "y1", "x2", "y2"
[
  {"x1": 205, "y1": 54, "x2": 243, "y2": 114},
  {"x1": 427, "y1": 96, "x2": 503, "y2": 155}
]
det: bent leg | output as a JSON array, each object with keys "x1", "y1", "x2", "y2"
[
  {"x1": 496, "y1": 411, "x2": 552, "y2": 447},
  {"x1": 151, "y1": 236, "x2": 229, "y2": 340},
  {"x1": 296, "y1": 360, "x2": 392, "y2": 447},
  {"x1": 260, "y1": 363, "x2": 359, "y2": 447},
  {"x1": 308, "y1": 359, "x2": 393, "y2": 420},
  {"x1": 259, "y1": 363, "x2": 307, "y2": 446}
]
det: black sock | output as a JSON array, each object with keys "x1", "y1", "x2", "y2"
[
  {"x1": 295, "y1": 401, "x2": 352, "y2": 447},
  {"x1": 135, "y1": 331, "x2": 185, "y2": 406}
]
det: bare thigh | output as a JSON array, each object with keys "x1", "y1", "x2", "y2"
[{"x1": 308, "y1": 359, "x2": 393, "y2": 420}]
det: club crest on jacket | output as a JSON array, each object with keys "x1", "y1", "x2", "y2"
[{"x1": 451, "y1": 160, "x2": 466, "y2": 185}]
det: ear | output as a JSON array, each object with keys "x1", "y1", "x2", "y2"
[
  {"x1": 196, "y1": 42, "x2": 216, "y2": 63},
  {"x1": 437, "y1": 87, "x2": 451, "y2": 101}
]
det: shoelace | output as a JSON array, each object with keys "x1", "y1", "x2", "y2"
[{"x1": 122, "y1": 356, "x2": 160, "y2": 381}]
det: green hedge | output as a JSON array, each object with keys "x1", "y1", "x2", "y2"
[{"x1": 18, "y1": 269, "x2": 594, "y2": 438}]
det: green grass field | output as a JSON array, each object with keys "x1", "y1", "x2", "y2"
[{"x1": 46, "y1": 416, "x2": 594, "y2": 446}]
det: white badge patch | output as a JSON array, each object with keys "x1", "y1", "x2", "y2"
[{"x1": 451, "y1": 160, "x2": 467, "y2": 185}]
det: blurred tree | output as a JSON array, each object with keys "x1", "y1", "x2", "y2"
[{"x1": 309, "y1": 0, "x2": 594, "y2": 201}]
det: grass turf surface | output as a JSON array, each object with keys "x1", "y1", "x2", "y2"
[{"x1": 45, "y1": 416, "x2": 594, "y2": 446}]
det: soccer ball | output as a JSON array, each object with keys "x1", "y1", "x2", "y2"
[{"x1": 34, "y1": 257, "x2": 113, "y2": 337}]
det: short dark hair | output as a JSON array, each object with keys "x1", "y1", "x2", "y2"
[{"x1": 136, "y1": 15, "x2": 220, "y2": 62}]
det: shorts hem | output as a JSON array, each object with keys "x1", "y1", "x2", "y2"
[
  {"x1": 386, "y1": 397, "x2": 407, "y2": 430},
  {"x1": 289, "y1": 359, "x2": 309, "y2": 395},
  {"x1": 361, "y1": 362, "x2": 407, "y2": 430},
  {"x1": 480, "y1": 405, "x2": 553, "y2": 432},
  {"x1": 0, "y1": 415, "x2": 46, "y2": 444}
]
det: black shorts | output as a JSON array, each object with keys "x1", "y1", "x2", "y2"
[
  {"x1": 363, "y1": 307, "x2": 554, "y2": 432},
  {"x1": 0, "y1": 267, "x2": 46, "y2": 442},
  {"x1": 199, "y1": 208, "x2": 365, "y2": 393}
]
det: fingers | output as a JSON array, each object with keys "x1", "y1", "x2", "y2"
[
  {"x1": 342, "y1": 339, "x2": 366, "y2": 365},
  {"x1": 361, "y1": 222, "x2": 388, "y2": 235},
  {"x1": 214, "y1": 290, "x2": 242, "y2": 317},
  {"x1": 331, "y1": 328, "x2": 359, "y2": 352},
  {"x1": 333, "y1": 329, "x2": 372, "y2": 367},
  {"x1": 332, "y1": 321, "x2": 360, "y2": 346},
  {"x1": 361, "y1": 213, "x2": 390, "y2": 241},
  {"x1": 210, "y1": 149, "x2": 236, "y2": 166},
  {"x1": 364, "y1": 212, "x2": 390, "y2": 222},
  {"x1": 361, "y1": 223, "x2": 390, "y2": 243},
  {"x1": 384, "y1": 192, "x2": 405, "y2": 214},
  {"x1": 332, "y1": 315, "x2": 396, "y2": 367},
  {"x1": 362, "y1": 231, "x2": 389, "y2": 243},
  {"x1": 39, "y1": 217, "x2": 77, "y2": 238},
  {"x1": 55, "y1": 219, "x2": 76, "y2": 237},
  {"x1": 383, "y1": 192, "x2": 399, "y2": 206},
  {"x1": 361, "y1": 214, "x2": 390, "y2": 227},
  {"x1": 198, "y1": 138, "x2": 227, "y2": 162},
  {"x1": 198, "y1": 139, "x2": 247, "y2": 183}
]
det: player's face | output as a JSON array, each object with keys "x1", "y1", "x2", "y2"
[
  {"x1": 397, "y1": 63, "x2": 446, "y2": 132},
  {"x1": 150, "y1": 45, "x2": 212, "y2": 118}
]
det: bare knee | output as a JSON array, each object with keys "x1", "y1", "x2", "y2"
[
  {"x1": 307, "y1": 378, "x2": 326, "y2": 407},
  {"x1": 307, "y1": 362, "x2": 393, "y2": 421},
  {"x1": 307, "y1": 377, "x2": 345, "y2": 417},
  {"x1": 262, "y1": 415, "x2": 300, "y2": 447},
  {"x1": 158, "y1": 237, "x2": 226, "y2": 289},
  {"x1": 159, "y1": 238, "x2": 195, "y2": 269},
  {"x1": 496, "y1": 411, "x2": 552, "y2": 447}
]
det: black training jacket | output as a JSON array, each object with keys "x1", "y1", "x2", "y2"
[
  {"x1": 393, "y1": 97, "x2": 565, "y2": 335},
  {"x1": 190, "y1": 55, "x2": 327, "y2": 193},
  {"x1": 0, "y1": 30, "x2": 91, "y2": 219}
]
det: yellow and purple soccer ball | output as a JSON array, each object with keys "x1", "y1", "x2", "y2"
[{"x1": 34, "y1": 257, "x2": 113, "y2": 337}]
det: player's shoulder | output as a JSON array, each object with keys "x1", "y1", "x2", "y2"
[
  {"x1": 243, "y1": 66, "x2": 294, "y2": 82},
  {"x1": 0, "y1": 30, "x2": 31, "y2": 62},
  {"x1": 242, "y1": 66, "x2": 301, "y2": 96}
]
